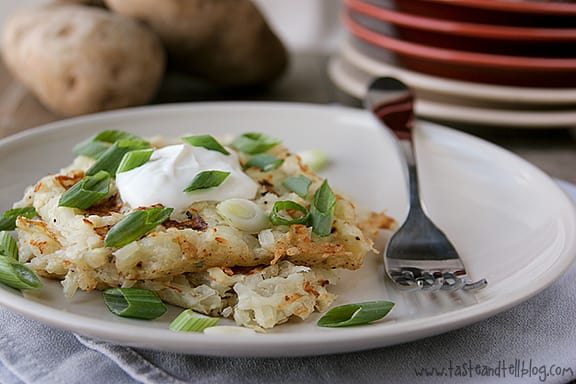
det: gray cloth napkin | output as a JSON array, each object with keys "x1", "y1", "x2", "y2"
[{"x1": 1, "y1": 180, "x2": 575, "y2": 384}]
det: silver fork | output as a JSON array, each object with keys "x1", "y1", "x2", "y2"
[{"x1": 366, "y1": 77, "x2": 487, "y2": 292}]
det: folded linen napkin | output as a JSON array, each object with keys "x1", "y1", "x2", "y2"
[{"x1": 1, "y1": 180, "x2": 575, "y2": 384}]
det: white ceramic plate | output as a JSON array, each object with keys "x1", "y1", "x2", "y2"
[
  {"x1": 329, "y1": 55, "x2": 576, "y2": 128},
  {"x1": 0, "y1": 103, "x2": 575, "y2": 357},
  {"x1": 339, "y1": 38, "x2": 576, "y2": 106}
]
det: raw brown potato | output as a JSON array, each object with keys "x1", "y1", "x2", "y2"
[
  {"x1": 1, "y1": 5, "x2": 165, "y2": 117},
  {"x1": 104, "y1": 0, "x2": 288, "y2": 87}
]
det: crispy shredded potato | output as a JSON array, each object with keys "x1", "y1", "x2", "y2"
[{"x1": 13, "y1": 136, "x2": 395, "y2": 329}]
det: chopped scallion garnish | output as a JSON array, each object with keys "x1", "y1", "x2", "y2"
[
  {"x1": 216, "y1": 199, "x2": 269, "y2": 233},
  {"x1": 0, "y1": 256, "x2": 43, "y2": 290},
  {"x1": 183, "y1": 170, "x2": 230, "y2": 192},
  {"x1": 58, "y1": 171, "x2": 111, "y2": 210},
  {"x1": 92, "y1": 130, "x2": 147, "y2": 144},
  {"x1": 270, "y1": 201, "x2": 310, "y2": 226},
  {"x1": 104, "y1": 207, "x2": 173, "y2": 248},
  {"x1": 169, "y1": 309, "x2": 219, "y2": 332},
  {"x1": 298, "y1": 150, "x2": 329, "y2": 172},
  {"x1": 73, "y1": 140, "x2": 109, "y2": 159},
  {"x1": 183, "y1": 135, "x2": 229, "y2": 155},
  {"x1": 0, "y1": 231, "x2": 18, "y2": 260},
  {"x1": 244, "y1": 154, "x2": 283, "y2": 172},
  {"x1": 102, "y1": 288, "x2": 167, "y2": 319},
  {"x1": 116, "y1": 149, "x2": 154, "y2": 174},
  {"x1": 317, "y1": 301, "x2": 395, "y2": 327},
  {"x1": 310, "y1": 180, "x2": 336, "y2": 237},
  {"x1": 230, "y1": 132, "x2": 281, "y2": 154},
  {"x1": 0, "y1": 207, "x2": 37, "y2": 231},
  {"x1": 282, "y1": 175, "x2": 311, "y2": 198},
  {"x1": 73, "y1": 130, "x2": 148, "y2": 159},
  {"x1": 85, "y1": 139, "x2": 150, "y2": 176}
]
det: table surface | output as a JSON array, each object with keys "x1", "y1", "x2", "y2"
[{"x1": 1, "y1": 53, "x2": 574, "y2": 183}]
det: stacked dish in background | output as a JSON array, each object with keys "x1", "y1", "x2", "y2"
[{"x1": 329, "y1": 0, "x2": 576, "y2": 127}]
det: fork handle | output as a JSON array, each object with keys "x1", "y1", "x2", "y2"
[
  {"x1": 393, "y1": 135, "x2": 423, "y2": 213},
  {"x1": 369, "y1": 81, "x2": 421, "y2": 210},
  {"x1": 371, "y1": 92, "x2": 413, "y2": 141},
  {"x1": 403, "y1": 147, "x2": 423, "y2": 211}
]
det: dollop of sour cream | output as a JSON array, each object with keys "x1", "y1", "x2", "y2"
[{"x1": 115, "y1": 144, "x2": 258, "y2": 212}]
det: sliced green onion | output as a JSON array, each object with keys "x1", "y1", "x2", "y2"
[
  {"x1": 0, "y1": 256, "x2": 43, "y2": 290},
  {"x1": 92, "y1": 130, "x2": 147, "y2": 144},
  {"x1": 244, "y1": 154, "x2": 283, "y2": 172},
  {"x1": 230, "y1": 132, "x2": 281, "y2": 154},
  {"x1": 73, "y1": 140, "x2": 109, "y2": 159},
  {"x1": 0, "y1": 207, "x2": 37, "y2": 231},
  {"x1": 105, "y1": 207, "x2": 173, "y2": 248},
  {"x1": 310, "y1": 180, "x2": 336, "y2": 237},
  {"x1": 317, "y1": 301, "x2": 395, "y2": 327},
  {"x1": 86, "y1": 139, "x2": 150, "y2": 176},
  {"x1": 0, "y1": 231, "x2": 18, "y2": 260},
  {"x1": 270, "y1": 201, "x2": 310, "y2": 226},
  {"x1": 183, "y1": 170, "x2": 230, "y2": 192},
  {"x1": 169, "y1": 309, "x2": 219, "y2": 332},
  {"x1": 58, "y1": 171, "x2": 111, "y2": 210},
  {"x1": 73, "y1": 130, "x2": 148, "y2": 159},
  {"x1": 216, "y1": 198, "x2": 269, "y2": 233},
  {"x1": 116, "y1": 149, "x2": 154, "y2": 174},
  {"x1": 102, "y1": 288, "x2": 167, "y2": 319},
  {"x1": 298, "y1": 149, "x2": 330, "y2": 172},
  {"x1": 183, "y1": 135, "x2": 229, "y2": 155},
  {"x1": 282, "y1": 175, "x2": 311, "y2": 198}
]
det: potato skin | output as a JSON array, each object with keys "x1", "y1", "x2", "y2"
[
  {"x1": 1, "y1": 5, "x2": 165, "y2": 116},
  {"x1": 104, "y1": 0, "x2": 288, "y2": 87}
]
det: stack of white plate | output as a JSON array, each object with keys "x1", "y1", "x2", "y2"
[{"x1": 329, "y1": 0, "x2": 576, "y2": 128}]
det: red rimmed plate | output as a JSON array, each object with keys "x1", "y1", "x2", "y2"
[
  {"x1": 343, "y1": 12, "x2": 576, "y2": 88},
  {"x1": 365, "y1": 0, "x2": 576, "y2": 28},
  {"x1": 346, "y1": 0, "x2": 576, "y2": 58}
]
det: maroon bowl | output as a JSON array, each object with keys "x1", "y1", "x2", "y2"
[
  {"x1": 346, "y1": 0, "x2": 576, "y2": 58},
  {"x1": 364, "y1": 0, "x2": 576, "y2": 28},
  {"x1": 343, "y1": 12, "x2": 576, "y2": 88}
]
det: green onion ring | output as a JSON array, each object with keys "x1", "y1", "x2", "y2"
[
  {"x1": 270, "y1": 201, "x2": 310, "y2": 226},
  {"x1": 182, "y1": 135, "x2": 229, "y2": 155},
  {"x1": 169, "y1": 309, "x2": 219, "y2": 332},
  {"x1": 230, "y1": 132, "x2": 281, "y2": 154},
  {"x1": 102, "y1": 288, "x2": 167, "y2": 320},
  {"x1": 0, "y1": 231, "x2": 19, "y2": 260},
  {"x1": 317, "y1": 301, "x2": 395, "y2": 327},
  {"x1": 58, "y1": 171, "x2": 111, "y2": 210},
  {"x1": 104, "y1": 207, "x2": 173, "y2": 248},
  {"x1": 183, "y1": 170, "x2": 230, "y2": 192},
  {"x1": 0, "y1": 256, "x2": 43, "y2": 290},
  {"x1": 0, "y1": 207, "x2": 37, "y2": 231}
]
